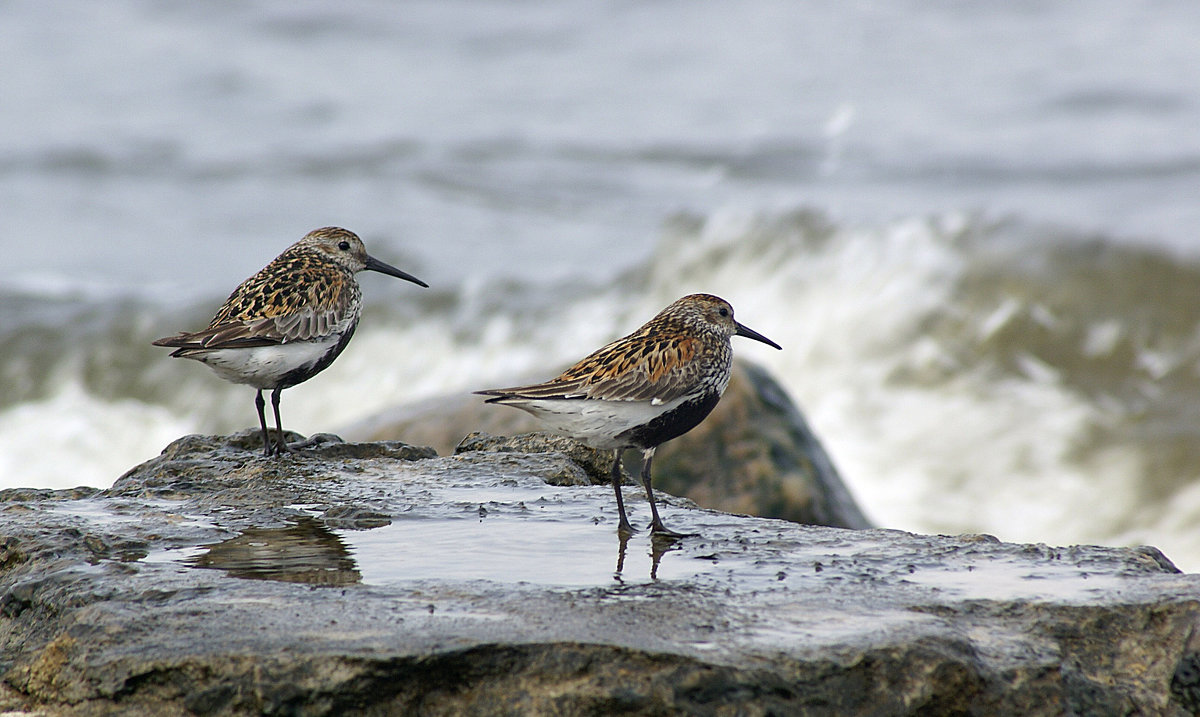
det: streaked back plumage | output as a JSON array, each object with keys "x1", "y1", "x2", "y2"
[{"x1": 481, "y1": 293, "x2": 743, "y2": 406}]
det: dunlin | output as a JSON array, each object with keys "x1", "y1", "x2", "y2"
[
  {"x1": 154, "y1": 227, "x2": 428, "y2": 456},
  {"x1": 476, "y1": 293, "x2": 780, "y2": 537}
]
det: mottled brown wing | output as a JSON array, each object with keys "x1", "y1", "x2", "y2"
[
  {"x1": 268, "y1": 306, "x2": 347, "y2": 342},
  {"x1": 572, "y1": 335, "x2": 701, "y2": 402},
  {"x1": 477, "y1": 335, "x2": 702, "y2": 403},
  {"x1": 152, "y1": 306, "x2": 348, "y2": 354},
  {"x1": 153, "y1": 255, "x2": 356, "y2": 352},
  {"x1": 152, "y1": 319, "x2": 280, "y2": 353}
]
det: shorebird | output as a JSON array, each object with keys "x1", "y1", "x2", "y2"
[
  {"x1": 476, "y1": 293, "x2": 781, "y2": 537},
  {"x1": 153, "y1": 227, "x2": 428, "y2": 456}
]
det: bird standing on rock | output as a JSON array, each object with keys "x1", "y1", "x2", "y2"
[
  {"x1": 153, "y1": 227, "x2": 428, "y2": 456},
  {"x1": 476, "y1": 293, "x2": 781, "y2": 537}
]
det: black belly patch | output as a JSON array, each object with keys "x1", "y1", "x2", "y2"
[
  {"x1": 618, "y1": 392, "x2": 721, "y2": 449},
  {"x1": 278, "y1": 323, "x2": 357, "y2": 390}
]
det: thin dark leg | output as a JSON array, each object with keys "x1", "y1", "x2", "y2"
[
  {"x1": 254, "y1": 390, "x2": 272, "y2": 456},
  {"x1": 270, "y1": 387, "x2": 291, "y2": 455},
  {"x1": 610, "y1": 449, "x2": 634, "y2": 536},
  {"x1": 641, "y1": 447, "x2": 691, "y2": 539}
]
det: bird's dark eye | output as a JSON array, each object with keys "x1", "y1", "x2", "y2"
[
  {"x1": 338, "y1": 241, "x2": 351, "y2": 251},
  {"x1": 718, "y1": 308, "x2": 730, "y2": 317}
]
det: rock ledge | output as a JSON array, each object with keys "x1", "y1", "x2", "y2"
[{"x1": 1, "y1": 431, "x2": 1198, "y2": 715}]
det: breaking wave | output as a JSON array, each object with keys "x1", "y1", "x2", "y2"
[{"x1": 4, "y1": 208, "x2": 1200, "y2": 569}]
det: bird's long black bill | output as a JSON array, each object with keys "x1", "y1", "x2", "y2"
[
  {"x1": 735, "y1": 321, "x2": 782, "y2": 350},
  {"x1": 364, "y1": 254, "x2": 429, "y2": 288}
]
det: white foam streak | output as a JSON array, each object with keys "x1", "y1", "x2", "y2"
[{"x1": 0, "y1": 383, "x2": 195, "y2": 491}]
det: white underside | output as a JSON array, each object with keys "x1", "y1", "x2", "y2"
[
  {"x1": 188, "y1": 337, "x2": 340, "y2": 390},
  {"x1": 497, "y1": 395, "x2": 691, "y2": 450}
]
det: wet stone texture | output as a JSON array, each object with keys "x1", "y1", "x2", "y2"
[{"x1": 0, "y1": 431, "x2": 1199, "y2": 715}]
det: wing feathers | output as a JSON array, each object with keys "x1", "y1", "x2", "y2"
[
  {"x1": 476, "y1": 336, "x2": 705, "y2": 404},
  {"x1": 156, "y1": 247, "x2": 361, "y2": 355},
  {"x1": 153, "y1": 306, "x2": 348, "y2": 355}
]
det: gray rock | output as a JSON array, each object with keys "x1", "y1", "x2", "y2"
[
  {"x1": 346, "y1": 359, "x2": 872, "y2": 530},
  {"x1": 0, "y1": 430, "x2": 1198, "y2": 715}
]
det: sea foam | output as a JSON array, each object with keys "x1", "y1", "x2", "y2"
[
  {"x1": 5, "y1": 209, "x2": 1200, "y2": 571},
  {"x1": 0, "y1": 382, "x2": 194, "y2": 491}
]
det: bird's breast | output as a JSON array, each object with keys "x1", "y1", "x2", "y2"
[{"x1": 191, "y1": 335, "x2": 344, "y2": 390}]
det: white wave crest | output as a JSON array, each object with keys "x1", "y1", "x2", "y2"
[{"x1": 0, "y1": 382, "x2": 195, "y2": 491}]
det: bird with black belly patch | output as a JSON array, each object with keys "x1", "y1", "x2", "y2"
[
  {"x1": 153, "y1": 227, "x2": 428, "y2": 456},
  {"x1": 476, "y1": 293, "x2": 781, "y2": 538}
]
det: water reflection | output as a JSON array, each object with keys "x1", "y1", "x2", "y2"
[
  {"x1": 189, "y1": 516, "x2": 361, "y2": 586},
  {"x1": 337, "y1": 516, "x2": 708, "y2": 587},
  {"x1": 614, "y1": 533, "x2": 683, "y2": 582},
  {"x1": 178, "y1": 507, "x2": 710, "y2": 588}
]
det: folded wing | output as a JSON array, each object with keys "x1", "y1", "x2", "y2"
[{"x1": 477, "y1": 336, "x2": 702, "y2": 404}]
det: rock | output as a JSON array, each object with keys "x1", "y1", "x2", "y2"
[
  {"x1": 346, "y1": 359, "x2": 872, "y2": 529},
  {"x1": 455, "y1": 431, "x2": 616, "y2": 485},
  {"x1": 1, "y1": 431, "x2": 1199, "y2": 715}
]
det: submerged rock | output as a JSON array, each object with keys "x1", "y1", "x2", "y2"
[
  {"x1": 1, "y1": 431, "x2": 1199, "y2": 715},
  {"x1": 347, "y1": 359, "x2": 872, "y2": 529}
]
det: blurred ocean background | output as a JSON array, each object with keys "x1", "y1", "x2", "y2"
[{"x1": 3, "y1": 2, "x2": 1200, "y2": 567}]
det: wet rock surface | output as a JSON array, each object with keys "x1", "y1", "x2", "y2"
[
  {"x1": 347, "y1": 359, "x2": 872, "y2": 529},
  {"x1": 0, "y1": 431, "x2": 1198, "y2": 715}
]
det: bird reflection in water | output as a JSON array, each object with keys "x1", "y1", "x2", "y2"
[
  {"x1": 613, "y1": 533, "x2": 682, "y2": 582},
  {"x1": 189, "y1": 516, "x2": 361, "y2": 586}
]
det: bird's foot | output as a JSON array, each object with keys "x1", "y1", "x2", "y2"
[
  {"x1": 264, "y1": 435, "x2": 294, "y2": 457},
  {"x1": 649, "y1": 521, "x2": 696, "y2": 541},
  {"x1": 264, "y1": 446, "x2": 292, "y2": 458},
  {"x1": 283, "y1": 433, "x2": 338, "y2": 452},
  {"x1": 300, "y1": 432, "x2": 342, "y2": 447}
]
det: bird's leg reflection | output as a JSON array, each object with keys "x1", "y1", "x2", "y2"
[
  {"x1": 650, "y1": 533, "x2": 682, "y2": 580},
  {"x1": 613, "y1": 531, "x2": 631, "y2": 582},
  {"x1": 613, "y1": 532, "x2": 683, "y2": 581}
]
